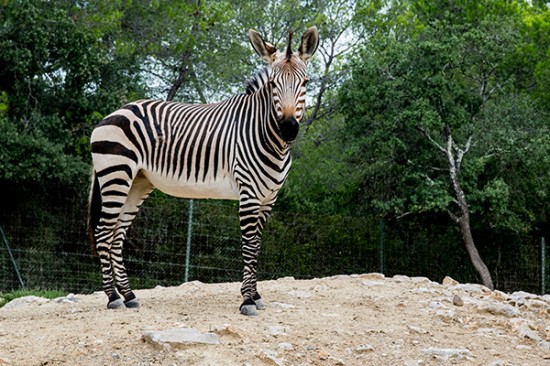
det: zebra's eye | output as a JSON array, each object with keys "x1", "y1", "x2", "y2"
[{"x1": 302, "y1": 77, "x2": 309, "y2": 86}]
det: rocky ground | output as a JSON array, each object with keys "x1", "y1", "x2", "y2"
[{"x1": 0, "y1": 273, "x2": 549, "y2": 365}]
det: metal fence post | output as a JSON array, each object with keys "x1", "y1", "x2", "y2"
[
  {"x1": 0, "y1": 225, "x2": 25, "y2": 289},
  {"x1": 542, "y1": 236, "x2": 546, "y2": 295},
  {"x1": 379, "y1": 219, "x2": 385, "y2": 274},
  {"x1": 184, "y1": 199, "x2": 194, "y2": 283}
]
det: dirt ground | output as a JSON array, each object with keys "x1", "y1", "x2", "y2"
[{"x1": 0, "y1": 273, "x2": 549, "y2": 366}]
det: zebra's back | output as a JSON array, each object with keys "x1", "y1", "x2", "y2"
[{"x1": 91, "y1": 99, "x2": 242, "y2": 200}]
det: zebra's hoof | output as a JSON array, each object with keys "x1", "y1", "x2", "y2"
[
  {"x1": 240, "y1": 304, "x2": 258, "y2": 316},
  {"x1": 124, "y1": 298, "x2": 140, "y2": 308},
  {"x1": 107, "y1": 299, "x2": 126, "y2": 309},
  {"x1": 254, "y1": 298, "x2": 266, "y2": 310}
]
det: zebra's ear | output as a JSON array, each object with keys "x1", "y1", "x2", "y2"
[
  {"x1": 249, "y1": 29, "x2": 277, "y2": 64},
  {"x1": 298, "y1": 26, "x2": 319, "y2": 62}
]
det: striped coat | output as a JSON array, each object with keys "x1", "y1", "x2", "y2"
[{"x1": 88, "y1": 27, "x2": 319, "y2": 315}]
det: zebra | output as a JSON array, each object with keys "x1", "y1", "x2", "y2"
[{"x1": 88, "y1": 26, "x2": 319, "y2": 316}]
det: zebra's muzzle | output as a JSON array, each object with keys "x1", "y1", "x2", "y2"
[{"x1": 278, "y1": 117, "x2": 299, "y2": 142}]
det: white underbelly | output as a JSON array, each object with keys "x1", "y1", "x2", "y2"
[{"x1": 143, "y1": 171, "x2": 240, "y2": 201}]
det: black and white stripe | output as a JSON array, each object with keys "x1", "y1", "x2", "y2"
[{"x1": 88, "y1": 27, "x2": 319, "y2": 314}]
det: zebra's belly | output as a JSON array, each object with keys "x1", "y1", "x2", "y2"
[{"x1": 142, "y1": 171, "x2": 240, "y2": 201}]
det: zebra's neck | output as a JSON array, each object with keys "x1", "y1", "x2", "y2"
[
  {"x1": 244, "y1": 71, "x2": 291, "y2": 154},
  {"x1": 261, "y1": 82, "x2": 291, "y2": 154},
  {"x1": 246, "y1": 67, "x2": 271, "y2": 95}
]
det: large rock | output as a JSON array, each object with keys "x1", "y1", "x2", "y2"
[
  {"x1": 142, "y1": 328, "x2": 219, "y2": 350},
  {"x1": 2, "y1": 296, "x2": 49, "y2": 309},
  {"x1": 478, "y1": 302, "x2": 521, "y2": 318}
]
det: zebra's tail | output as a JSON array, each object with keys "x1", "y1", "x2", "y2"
[{"x1": 88, "y1": 170, "x2": 101, "y2": 256}]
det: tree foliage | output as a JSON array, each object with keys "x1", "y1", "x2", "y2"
[
  {"x1": 0, "y1": 0, "x2": 548, "y2": 290},
  {"x1": 338, "y1": 0, "x2": 549, "y2": 286}
]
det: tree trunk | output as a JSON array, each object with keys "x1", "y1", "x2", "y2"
[
  {"x1": 424, "y1": 128, "x2": 495, "y2": 290},
  {"x1": 456, "y1": 204, "x2": 494, "y2": 290},
  {"x1": 166, "y1": 54, "x2": 192, "y2": 102},
  {"x1": 166, "y1": 0, "x2": 202, "y2": 102},
  {"x1": 444, "y1": 132, "x2": 494, "y2": 290}
]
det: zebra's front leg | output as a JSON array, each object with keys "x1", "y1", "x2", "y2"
[
  {"x1": 239, "y1": 202, "x2": 270, "y2": 315},
  {"x1": 240, "y1": 235, "x2": 262, "y2": 316}
]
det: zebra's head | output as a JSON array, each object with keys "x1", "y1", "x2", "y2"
[{"x1": 249, "y1": 27, "x2": 319, "y2": 142}]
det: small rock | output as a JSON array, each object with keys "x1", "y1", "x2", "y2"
[
  {"x1": 277, "y1": 276, "x2": 295, "y2": 281},
  {"x1": 330, "y1": 356, "x2": 345, "y2": 365},
  {"x1": 413, "y1": 287, "x2": 438, "y2": 294},
  {"x1": 361, "y1": 280, "x2": 385, "y2": 287},
  {"x1": 180, "y1": 280, "x2": 203, "y2": 287},
  {"x1": 270, "y1": 302, "x2": 295, "y2": 309},
  {"x1": 538, "y1": 341, "x2": 550, "y2": 351},
  {"x1": 452, "y1": 295, "x2": 464, "y2": 307},
  {"x1": 142, "y1": 328, "x2": 219, "y2": 350},
  {"x1": 477, "y1": 328, "x2": 502, "y2": 336},
  {"x1": 330, "y1": 275, "x2": 351, "y2": 280},
  {"x1": 354, "y1": 344, "x2": 375, "y2": 353},
  {"x1": 257, "y1": 349, "x2": 284, "y2": 366},
  {"x1": 461, "y1": 296, "x2": 482, "y2": 306},
  {"x1": 318, "y1": 349, "x2": 330, "y2": 360},
  {"x1": 268, "y1": 325, "x2": 288, "y2": 336},
  {"x1": 511, "y1": 291, "x2": 537, "y2": 300},
  {"x1": 392, "y1": 275, "x2": 411, "y2": 282},
  {"x1": 404, "y1": 361, "x2": 420, "y2": 366},
  {"x1": 277, "y1": 343, "x2": 293, "y2": 351},
  {"x1": 178, "y1": 281, "x2": 203, "y2": 294},
  {"x1": 0, "y1": 357, "x2": 11, "y2": 365},
  {"x1": 359, "y1": 273, "x2": 385, "y2": 281},
  {"x1": 442, "y1": 276, "x2": 459, "y2": 286},
  {"x1": 422, "y1": 347, "x2": 473, "y2": 361},
  {"x1": 436, "y1": 309, "x2": 457, "y2": 323},
  {"x1": 407, "y1": 325, "x2": 428, "y2": 334},
  {"x1": 55, "y1": 293, "x2": 78, "y2": 304},
  {"x1": 212, "y1": 324, "x2": 243, "y2": 339},
  {"x1": 509, "y1": 319, "x2": 541, "y2": 342},
  {"x1": 525, "y1": 299, "x2": 549, "y2": 310},
  {"x1": 410, "y1": 276, "x2": 430, "y2": 283},
  {"x1": 428, "y1": 301, "x2": 446, "y2": 309},
  {"x1": 491, "y1": 290, "x2": 509, "y2": 302},
  {"x1": 450, "y1": 283, "x2": 490, "y2": 294},
  {"x1": 286, "y1": 290, "x2": 312, "y2": 299}
]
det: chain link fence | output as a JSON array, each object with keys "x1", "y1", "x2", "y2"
[{"x1": 1, "y1": 192, "x2": 547, "y2": 295}]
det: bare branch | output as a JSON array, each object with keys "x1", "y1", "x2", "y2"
[
  {"x1": 447, "y1": 209, "x2": 461, "y2": 223},
  {"x1": 396, "y1": 212, "x2": 413, "y2": 220},
  {"x1": 456, "y1": 134, "x2": 473, "y2": 171},
  {"x1": 417, "y1": 127, "x2": 447, "y2": 154}
]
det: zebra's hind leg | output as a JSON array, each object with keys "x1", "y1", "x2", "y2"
[
  {"x1": 111, "y1": 173, "x2": 154, "y2": 309},
  {"x1": 90, "y1": 171, "x2": 127, "y2": 309}
]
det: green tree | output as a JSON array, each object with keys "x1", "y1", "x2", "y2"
[
  {"x1": 340, "y1": 1, "x2": 549, "y2": 289},
  {"x1": 0, "y1": 0, "x2": 147, "y2": 185}
]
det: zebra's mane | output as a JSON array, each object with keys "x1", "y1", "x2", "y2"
[{"x1": 245, "y1": 67, "x2": 272, "y2": 95}]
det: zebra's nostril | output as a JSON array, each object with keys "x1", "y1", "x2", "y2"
[{"x1": 278, "y1": 117, "x2": 299, "y2": 142}]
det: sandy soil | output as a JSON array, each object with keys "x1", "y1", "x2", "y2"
[{"x1": 0, "y1": 274, "x2": 549, "y2": 366}]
